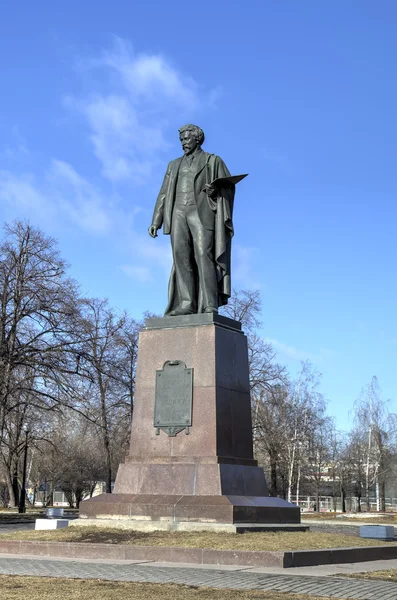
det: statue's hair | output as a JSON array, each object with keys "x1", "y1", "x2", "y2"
[{"x1": 178, "y1": 124, "x2": 205, "y2": 146}]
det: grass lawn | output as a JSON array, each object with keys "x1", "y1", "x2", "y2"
[
  {"x1": 2, "y1": 527, "x2": 396, "y2": 551},
  {"x1": 302, "y1": 513, "x2": 397, "y2": 524},
  {"x1": 0, "y1": 509, "x2": 77, "y2": 522},
  {"x1": 0, "y1": 511, "x2": 43, "y2": 521},
  {"x1": 0, "y1": 575, "x2": 344, "y2": 600},
  {"x1": 301, "y1": 513, "x2": 339, "y2": 519},
  {"x1": 341, "y1": 569, "x2": 397, "y2": 582}
]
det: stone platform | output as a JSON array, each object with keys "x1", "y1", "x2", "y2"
[
  {"x1": 70, "y1": 518, "x2": 308, "y2": 533},
  {"x1": 81, "y1": 314, "x2": 299, "y2": 526},
  {"x1": 35, "y1": 519, "x2": 69, "y2": 530},
  {"x1": 81, "y1": 494, "x2": 300, "y2": 527},
  {"x1": 1, "y1": 539, "x2": 397, "y2": 568}
]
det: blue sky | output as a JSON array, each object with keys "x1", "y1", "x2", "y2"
[{"x1": 1, "y1": 1, "x2": 396, "y2": 430}]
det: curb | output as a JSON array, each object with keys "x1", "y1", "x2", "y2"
[{"x1": 1, "y1": 540, "x2": 397, "y2": 568}]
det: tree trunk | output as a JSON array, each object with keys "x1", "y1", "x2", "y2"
[
  {"x1": 99, "y1": 378, "x2": 112, "y2": 494},
  {"x1": 375, "y1": 475, "x2": 380, "y2": 512},
  {"x1": 315, "y1": 488, "x2": 320, "y2": 513},
  {"x1": 287, "y1": 433, "x2": 297, "y2": 503},
  {"x1": 332, "y1": 472, "x2": 337, "y2": 511},
  {"x1": 295, "y1": 462, "x2": 301, "y2": 506},
  {"x1": 105, "y1": 434, "x2": 112, "y2": 494},
  {"x1": 75, "y1": 489, "x2": 84, "y2": 509},
  {"x1": 341, "y1": 487, "x2": 346, "y2": 513},
  {"x1": 12, "y1": 469, "x2": 19, "y2": 508},
  {"x1": 365, "y1": 424, "x2": 372, "y2": 512},
  {"x1": 4, "y1": 469, "x2": 16, "y2": 507},
  {"x1": 269, "y1": 455, "x2": 278, "y2": 496},
  {"x1": 380, "y1": 479, "x2": 386, "y2": 512}
]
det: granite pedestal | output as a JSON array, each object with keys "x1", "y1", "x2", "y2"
[{"x1": 81, "y1": 314, "x2": 300, "y2": 527}]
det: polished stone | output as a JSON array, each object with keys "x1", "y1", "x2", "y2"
[
  {"x1": 145, "y1": 313, "x2": 242, "y2": 333},
  {"x1": 35, "y1": 519, "x2": 70, "y2": 530},
  {"x1": 81, "y1": 317, "x2": 299, "y2": 524}
]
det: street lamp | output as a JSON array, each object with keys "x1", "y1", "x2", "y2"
[{"x1": 18, "y1": 427, "x2": 30, "y2": 514}]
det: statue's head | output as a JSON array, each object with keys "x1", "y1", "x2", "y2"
[{"x1": 178, "y1": 124, "x2": 205, "y2": 155}]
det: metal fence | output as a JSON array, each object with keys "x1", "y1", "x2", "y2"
[{"x1": 291, "y1": 495, "x2": 397, "y2": 513}]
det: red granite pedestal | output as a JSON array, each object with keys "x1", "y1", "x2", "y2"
[{"x1": 81, "y1": 314, "x2": 300, "y2": 528}]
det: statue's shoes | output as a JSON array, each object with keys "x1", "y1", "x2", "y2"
[
  {"x1": 204, "y1": 306, "x2": 218, "y2": 314},
  {"x1": 169, "y1": 309, "x2": 194, "y2": 316}
]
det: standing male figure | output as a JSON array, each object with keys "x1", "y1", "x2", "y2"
[{"x1": 149, "y1": 124, "x2": 235, "y2": 316}]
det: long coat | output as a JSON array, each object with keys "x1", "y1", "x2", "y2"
[{"x1": 151, "y1": 151, "x2": 235, "y2": 314}]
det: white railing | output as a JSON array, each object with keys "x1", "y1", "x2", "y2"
[{"x1": 290, "y1": 495, "x2": 397, "y2": 513}]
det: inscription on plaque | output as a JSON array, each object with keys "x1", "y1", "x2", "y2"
[{"x1": 154, "y1": 360, "x2": 193, "y2": 437}]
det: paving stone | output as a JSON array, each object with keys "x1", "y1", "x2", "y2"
[{"x1": 1, "y1": 556, "x2": 397, "y2": 599}]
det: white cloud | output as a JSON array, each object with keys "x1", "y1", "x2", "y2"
[
  {"x1": 0, "y1": 126, "x2": 29, "y2": 161},
  {"x1": 265, "y1": 338, "x2": 316, "y2": 362},
  {"x1": 0, "y1": 171, "x2": 50, "y2": 214},
  {"x1": 66, "y1": 37, "x2": 219, "y2": 183},
  {"x1": 102, "y1": 41, "x2": 200, "y2": 109},
  {"x1": 0, "y1": 161, "x2": 114, "y2": 235},
  {"x1": 265, "y1": 337, "x2": 336, "y2": 365},
  {"x1": 120, "y1": 264, "x2": 153, "y2": 283},
  {"x1": 233, "y1": 244, "x2": 262, "y2": 288},
  {"x1": 117, "y1": 231, "x2": 173, "y2": 286},
  {"x1": 1, "y1": 39, "x2": 220, "y2": 291},
  {"x1": 47, "y1": 160, "x2": 112, "y2": 233},
  {"x1": 83, "y1": 94, "x2": 166, "y2": 183},
  {"x1": 133, "y1": 235, "x2": 172, "y2": 273}
]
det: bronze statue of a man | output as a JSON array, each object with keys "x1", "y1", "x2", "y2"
[{"x1": 149, "y1": 124, "x2": 235, "y2": 316}]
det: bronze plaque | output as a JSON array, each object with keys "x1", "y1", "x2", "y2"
[{"x1": 154, "y1": 360, "x2": 193, "y2": 437}]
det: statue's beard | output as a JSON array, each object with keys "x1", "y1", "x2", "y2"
[{"x1": 182, "y1": 144, "x2": 199, "y2": 155}]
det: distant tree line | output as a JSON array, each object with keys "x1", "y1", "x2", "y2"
[
  {"x1": 0, "y1": 220, "x2": 396, "y2": 511},
  {"x1": 0, "y1": 221, "x2": 140, "y2": 507},
  {"x1": 224, "y1": 291, "x2": 397, "y2": 513}
]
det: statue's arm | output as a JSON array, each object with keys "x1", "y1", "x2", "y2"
[
  {"x1": 149, "y1": 164, "x2": 170, "y2": 237},
  {"x1": 216, "y1": 155, "x2": 231, "y2": 178},
  {"x1": 204, "y1": 155, "x2": 232, "y2": 199}
]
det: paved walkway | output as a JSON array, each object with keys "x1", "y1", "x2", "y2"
[
  {"x1": 0, "y1": 523, "x2": 35, "y2": 535},
  {"x1": 1, "y1": 555, "x2": 397, "y2": 599}
]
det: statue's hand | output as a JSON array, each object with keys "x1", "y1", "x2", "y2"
[
  {"x1": 203, "y1": 184, "x2": 217, "y2": 198},
  {"x1": 148, "y1": 225, "x2": 158, "y2": 238}
]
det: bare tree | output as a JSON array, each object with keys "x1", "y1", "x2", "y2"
[
  {"x1": 341, "y1": 429, "x2": 368, "y2": 512},
  {"x1": 287, "y1": 362, "x2": 326, "y2": 504},
  {"x1": 223, "y1": 289, "x2": 290, "y2": 497},
  {"x1": 72, "y1": 299, "x2": 139, "y2": 493},
  {"x1": 0, "y1": 221, "x2": 81, "y2": 504},
  {"x1": 253, "y1": 384, "x2": 291, "y2": 496},
  {"x1": 0, "y1": 221, "x2": 80, "y2": 428},
  {"x1": 221, "y1": 288, "x2": 262, "y2": 331},
  {"x1": 354, "y1": 376, "x2": 397, "y2": 511},
  {"x1": 307, "y1": 416, "x2": 333, "y2": 512},
  {"x1": 222, "y1": 288, "x2": 287, "y2": 395}
]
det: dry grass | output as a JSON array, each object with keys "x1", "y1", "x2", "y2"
[
  {"x1": 302, "y1": 513, "x2": 397, "y2": 524},
  {"x1": 340, "y1": 569, "x2": 397, "y2": 582},
  {"x1": 0, "y1": 511, "x2": 43, "y2": 521},
  {"x1": 334, "y1": 517, "x2": 397, "y2": 525},
  {"x1": 0, "y1": 509, "x2": 76, "y2": 522},
  {"x1": 0, "y1": 575, "x2": 343, "y2": 600},
  {"x1": 2, "y1": 527, "x2": 396, "y2": 551},
  {"x1": 301, "y1": 513, "x2": 338, "y2": 520}
]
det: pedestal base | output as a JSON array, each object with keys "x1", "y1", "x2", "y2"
[
  {"x1": 72, "y1": 518, "x2": 308, "y2": 533},
  {"x1": 81, "y1": 315, "x2": 301, "y2": 527},
  {"x1": 115, "y1": 461, "x2": 268, "y2": 496},
  {"x1": 80, "y1": 493, "x2": 300, "y2": 524}
]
